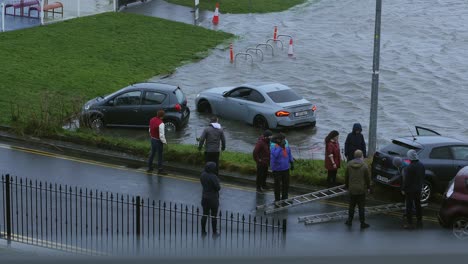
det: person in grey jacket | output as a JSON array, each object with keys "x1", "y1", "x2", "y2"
[
  {"x1": 200, "y1": 162, "x2": 221, "y2": 237},
  {"x1": 198, "y1": 116, "x2": 226, "y2": 175},
  {"x1": 344, "y1": 150, "x2": 371, "y2": 229}
]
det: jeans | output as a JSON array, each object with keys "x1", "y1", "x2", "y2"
[
  {"x1": 147, "y1": 138, "x2": 163, "y2": 170},
  {"x1": 405, "y1": 191, "x2": 422, "y2": 225},
  {"x1": 348, "y1": 194, "x2": 366, "y2": 224},
  {"x1": 201, "y1": 198, "x2": 219, "y2": 233},
  {"x1": 256, "y1": 164, "x2": 268, "y2": 188},
  {"x1": 205, "y1": 152, "x2": 220, "y2": 175},
  {"x1": 273, "y1": 170, "x2": 290, "y2": 201}
]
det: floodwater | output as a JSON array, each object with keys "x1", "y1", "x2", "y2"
[{"x1": 109, "y1": 0, "x2": 468, "y2": 158}]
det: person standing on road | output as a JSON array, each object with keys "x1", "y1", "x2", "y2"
[
  {"x1": 200, "y1": 161, "x2": 221, "y2": 237},
  {"x1": 253, "y1": 129, "x2": 273, "y2": 193},
  {"x1": 401, "y1": 149, "x2": 425, "y2": 229},
  {"x1": 344, "y1": 150, "x2": 371, "y2": 229},
  {"x1": 325, "y1": 130, "x2": 341, "y2": 187},
  {"x1": 270, "y1": 133, "x2": 294, "y2": 202},
  {"x1": 147, "y1": 110, "x2": 167, "y2": 175},
  {"x1": 345, "y1": 123, "x2": 367, "y2": 161},
  {"x1": 198, "y1": 116, "x2": 226, "y2": 175}
]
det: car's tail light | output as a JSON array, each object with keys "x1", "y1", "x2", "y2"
[
  {"x1": 175, "y1": 104, "x2": 182, "y2": 112},
  {"x1": 275, "y1": 111, "x2": 290, "y2": 117},
  {"x1": 312, "y1": 105, "x2": 317, "y2": 111}
]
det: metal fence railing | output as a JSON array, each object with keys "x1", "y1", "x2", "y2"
[{"x1": 1, "y1": 174, "x2": 286, "y2": 256}]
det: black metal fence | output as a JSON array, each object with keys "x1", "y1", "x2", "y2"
[{"x1": 1, "y1": 174, "x2": 286, "y2": 256}]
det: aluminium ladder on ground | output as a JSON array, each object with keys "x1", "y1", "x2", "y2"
[
  {"x1": 256, "y1": 184, "x2": 349, "y2": 214},
  {"x1": 297, "y1": 202, "x2": 429, "y2": 225}
]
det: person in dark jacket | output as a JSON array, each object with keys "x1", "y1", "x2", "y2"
[
  {"x1": 270, "y1": 133, "x2": 294, "y2": 202},
  {"x1": 253, "y1": 130, "x2": 273, "y2": 193},
  {"x1": 325, "y1": 130, "x2": 341, "y2": 187},
  {"x1": 401, "y1": 149, "x2": 425, "y2": 229},
  {"x1": 345, "y1": 123, "x2": 367, "y2": 161},
  {"x1": 198, "y1": 116, "x2": 226, "y2": 175},
  {"x1": 344, "y1": 150, "x2": 371, "y2": 229},
  {"x1": 200, "y1": 162, "x2": 221, "y2": 236}
]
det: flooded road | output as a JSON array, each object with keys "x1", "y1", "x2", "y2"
[{"x1": 117, "y1": 0, "x2": 468, "y2": 158}]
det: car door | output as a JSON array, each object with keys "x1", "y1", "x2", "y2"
[
  {"x1": 428, "y1": 146, "x2": 456, "y2": 184},
  {"x1": 220, "y1": 87, "x2": 250, "y2": 121},
  {"x1": 451, "y1": 145, "x2": 468, "y2": 177},
  {"x1": 416, "y1": 126, "x2": 441, "y2": 136},
  {"x1": 105, "y1": 90, "x2": 142, "y2": 126},
  {"x1": 140, "y1": 91, "x2": 168, "y2": 126}
]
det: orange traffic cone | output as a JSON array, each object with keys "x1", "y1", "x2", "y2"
[
  {"x1": 229, "y1": 44, "x2": 234, "y2": 63},
  {"x1": 273, "y1": 26, "x2": 278, "y2": 41},
  {"x1": 212, "y1": 3, "x2": 220, "y2": 25},
  {"x1": 288, "y1": 38, "x2": 294, "y2": 57}
]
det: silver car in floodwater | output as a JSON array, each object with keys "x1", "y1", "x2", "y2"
[{"x1": 195, "y1": 82, "x2": 317, "y2": 129}]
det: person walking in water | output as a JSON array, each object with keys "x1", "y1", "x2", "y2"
[
  {"x1": 325, "y1": 130, "x2": 341, "y2": 187},
  {"x1": 345, "y1": 123, "x2": 367, "y2": 161},
  {"x1": 253, "y1": 130, "x2": 273, "y2": 193},
  {"x1": 200, "y1": 162, "x2": 221, "y2": 237}
]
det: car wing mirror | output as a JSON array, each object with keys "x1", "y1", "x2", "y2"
[
  {"x1": 108, "y1": 99, "x2": 114, "y2": 106},
  {"x1": 222, "y1": 91, "x2": 229, "y2": 97}
]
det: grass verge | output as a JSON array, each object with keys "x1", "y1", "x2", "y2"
[{"x1": 166, "y1": 0, "x2": 308, "y2": 14}]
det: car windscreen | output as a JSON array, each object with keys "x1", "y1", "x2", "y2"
[
  {"x1": 174, "y1": 88, "x2": 186, "y2": 104},
  {"x1": 266, "y1": 89, "x2": 302, "y2": 103},
  {"x1": 380, "y1": 140, "x2": 419, "y2": 156}
]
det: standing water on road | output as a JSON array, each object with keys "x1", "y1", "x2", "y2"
[{"x1": 114, "y1": 0, "x2": 468, "y2": 158}]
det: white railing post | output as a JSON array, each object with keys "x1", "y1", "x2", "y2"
[
  {"x1": 1, "y1": 3, "x2": 5, "y2": 32},
  {"x1": 40, "y1": 0, "x2": 44, "y2": 25},
  {"x1": 77, "y1": 0, "x2": 81, "y2": 17}
]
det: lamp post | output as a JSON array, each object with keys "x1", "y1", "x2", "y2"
[{"x1": 368, "y1": 0, "x2": 382, "y2": 157}]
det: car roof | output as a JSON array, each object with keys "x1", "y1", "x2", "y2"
[
  {"x1": 242, "y1": 82, "x2": 290, "y2": 92},
  {"x1": 394, "y1": 136, "x2": 465, "y2": 148},
  {"x1": 125, "y1": 82, "x2": 178, "y2": 92}
]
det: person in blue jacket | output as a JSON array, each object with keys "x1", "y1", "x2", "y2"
[{"x1": 270, "y1": 133, "x2": 294, "y2": 202}]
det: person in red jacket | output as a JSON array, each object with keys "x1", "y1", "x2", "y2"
[
  {"x1": 147, "y1": 110, "x2": 167, "y2": 175},
  {"x1": 253, "y1": 130, "x2": 273, "y2": 193},
  {"x1": 324, "y1": 130, "x2": 341, "y2": 187}
]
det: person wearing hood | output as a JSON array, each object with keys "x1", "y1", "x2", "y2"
[
  {"x1": 198, "y1": 116, "x2": 226, "y2": 175},
  {"x1": 345, "y1": 123, "x2": 367, "y2": 161},
  {"x1": 401, "y1": 149, "x2": 425, "y2": 229},
  {"x1": 200, "y1": 161, "x2": 221, "y2": 237},
  {"x1": 344, "y1": 150, "x2": 371, "y2": 229},
  {"x1": 253, "y1": 130, "x2": 273, "y2": 193},
  {"x1": 270, "y1": 133, "x2": 294, "y2": 202}
]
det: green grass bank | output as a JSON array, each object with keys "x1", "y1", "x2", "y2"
[{"x1": 166, "y1": 0, "x2": 308, "y2": 14}]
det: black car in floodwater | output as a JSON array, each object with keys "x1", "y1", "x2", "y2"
[
  {"x1": 81, "y1": 83, "x2": 190, "y2": 132},
  {"x1": 372, "y1": 127, "x2": 468, "y2": 203}
]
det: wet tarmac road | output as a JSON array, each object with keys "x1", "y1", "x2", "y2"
[{"x1": 1, "y1": 140, "x2": 466, "y2": 255}]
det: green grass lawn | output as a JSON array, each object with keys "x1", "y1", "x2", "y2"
[
  {"x1": 166, "y1": 0, "x2": 307, "y2": 14},
  {"x1": 0, "y1": 12, "x2": 233, "y2": 127}
]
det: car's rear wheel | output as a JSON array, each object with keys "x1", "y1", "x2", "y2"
[
  {"x1": 197, "y1": 100, "x2": 212, "y2": 113},
  {"x1": 452, "y1": 217, "x2": 468, "y2": 240},
  {"x1": 253, "y1": 115, "x2": 269, "y2": 129},
  {"x1": 420, "y1": 180, "x2": 432, "y2": 203},
  {"x1": 164, "y1": 120, "x2": 177, "y2": 133},
  {"x1": 90, "y1": 115, "x2": 104, "y2": 131}
]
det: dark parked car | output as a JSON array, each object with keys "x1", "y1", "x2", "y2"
[
  {"x1": 438, "y1": 166, "x2": 468, "y2": 240},
  {"x1": 81, "y1": 83, "x2": 190, "y2": 132},
  {"x1": 371, "y1": 126, "x2": 468, "y2": 202}
]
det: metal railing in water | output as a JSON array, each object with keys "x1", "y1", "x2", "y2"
[{"x1": 1, "y1": 174, "x2": 286, "y2": 256}]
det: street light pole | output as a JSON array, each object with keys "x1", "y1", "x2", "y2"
[{"x1": 368, "y1": 0, "x2": 382, "y2": 157}]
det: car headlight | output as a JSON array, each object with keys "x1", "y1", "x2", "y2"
[
  {"x1": 446, "y1": 181, "x2": 454, "y2": 198},
  {"x1": 196, "y1": 94, "x2": 200, "y2": 98},
  {"x1": 84, "y1": 104, "x2": 90, "y2": 110}
]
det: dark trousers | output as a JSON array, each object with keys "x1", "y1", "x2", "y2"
[
  {"x1": 205, "y1": 152, "x2": 220, "y2": 175},
  {"x1": 256, "y1": 164, "x2": 268, "y2": 188},
  {"x1": 201, "y1": 198, "x2": 219, "y2": 233},
  {"x1": 327, "y1": 170, "x2": 337, "y2": 187},
  {"x1": 348, "y1": 194, "x2": 366, "y2": 223},
  {"x1": 147, "y1": 138, "x2": 163, "y2": 170},
  {"x1": 273, "y1": 170, "x2": 290, "y2": 201},
  {"x1": 405, "y1": 191, "x2": 422, "y2": 225}
]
